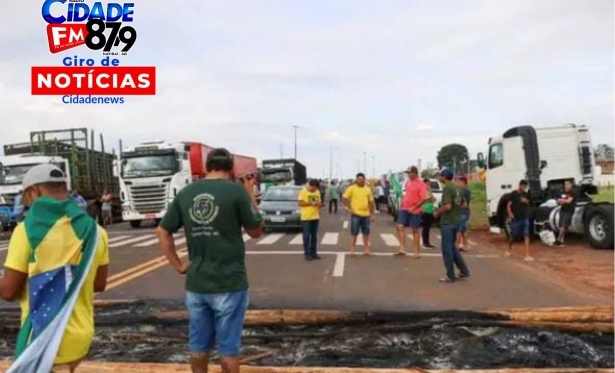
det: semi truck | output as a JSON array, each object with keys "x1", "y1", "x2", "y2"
[
  {"x1": 0, "y1": 128, "x2": 119, "y2": 230},
  {"x1": 477, "y1": 124, "x2": 614, "y2": 249},
  {"x1": 259, "y1": 158, "x2": 307, "y2": 191},
  {"x1": 118, "y1": 141, "x2": 257, "y2": 228}
]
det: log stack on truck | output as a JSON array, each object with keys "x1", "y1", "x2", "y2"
[
  {"x1": 0, "y1": 128, "x2": 119, "y2": 230},
  {"x1": 477, "y1": 124, "x2": 614, "y2": 249},
  {"x1": 118, "y1": 141, "x2": 257, "y2": 228}
]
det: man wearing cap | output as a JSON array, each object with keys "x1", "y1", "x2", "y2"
[
  {"x1": 0, "y1": 164, "x2": 109, "y2": 372},
  {"x1": 395, "y1": 166, "x2": 427, "y2": 257},
  {"x1": 434, "y1": 168, "x2": 470, "y2": 282},
  {"x1": 157, "y1": 148, "x2": 263, "y2": 373}
]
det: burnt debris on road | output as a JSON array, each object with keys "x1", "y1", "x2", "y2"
[{"x1": 0, "y1": 300, "x2": 613, "y2": 369}]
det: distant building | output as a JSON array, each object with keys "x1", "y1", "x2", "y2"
[{"x1": 596, "y1": 159, "x2": 614, "y2": 174}]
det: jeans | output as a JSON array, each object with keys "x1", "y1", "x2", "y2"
[
  {"x1": 440, "y1": 224, "x2": 470, "y2": 281},
  {"x1": 185, "y1": 290, "x2": 249, "y2": 356},
  {"x1": 329, "y1": 199, "x2": 338, "y2": 214},
  {"x1": 422, "y1": 212, "x2": 434, "y2": 245},
  {"x1": 350, "y1": 215, "x2": 371, "y2": 236},
  {"x1": 302, "y1": 219, "x2": 319, "y2": 257}
]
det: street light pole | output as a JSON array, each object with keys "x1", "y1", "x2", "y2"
[
  {"x1": 280, "y1": 144, "x2": 283, "y2": 159},
  {"x1": 293, "y1": 125, "x2": 299, "y2": 159},
  {"x1": 371, "y1": 156, "x2": 375, "y2": 179},
  {"x1": 363, "y1": 152, "x2": 367, "y2": 175},
  {"x1": 329, "y1": 147, "x2": 333, "y2": 181}
]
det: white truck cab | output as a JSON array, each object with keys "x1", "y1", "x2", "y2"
[
  {"x1": 117, "y1": 141, "x2": 192, "y2": 228},
  {"x1": 0, "y1": 154, "x2": 72, "y2": 200}
]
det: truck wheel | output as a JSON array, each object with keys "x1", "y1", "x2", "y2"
[
  {"x1": 129, "y1": 220, "x2": 142, "y2": 228},
  {"x1": 584, "y1": 205, "x2": 614, "y2": 249}
]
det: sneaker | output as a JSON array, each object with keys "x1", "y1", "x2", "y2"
[
  {"x1": 304, "y1": 256, "x2": 313, "y2": 261},
  {"x1": 422, "y1": 244, "x2": 435, "y2": 249},
  {"x1": 312, "y1": 255, "x2": 322, "y2": 260}
]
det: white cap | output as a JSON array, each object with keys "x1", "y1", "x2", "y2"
[{"x1": 22, "y1": 164, "x2": 67, "y2": 190}]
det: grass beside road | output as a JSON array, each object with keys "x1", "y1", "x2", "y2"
[{"x1": 467, "y1": 182, "x2": 614, "y2": 229}]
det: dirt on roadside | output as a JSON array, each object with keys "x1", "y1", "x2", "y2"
[{"x1": 472, "y1": 229, "x2": 614, "y2": 300}]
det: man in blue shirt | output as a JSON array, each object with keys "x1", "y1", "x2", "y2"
[{"x1": 70, "y1": 190, "x2": 88, "y2": 212}]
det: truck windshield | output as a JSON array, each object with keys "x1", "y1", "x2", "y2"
[
  {"x1": 1, "y1": 164, "x2": 38, "y2": 185},
  {"x1": 262, "y1": 187, "x2": 300, "y2": 201},
  {"x1": 121, "y1": 154, "x2": 177, "y2": 178},
  {"x1": 261, "y1": 169, "x2": 292, "y2": 182}
]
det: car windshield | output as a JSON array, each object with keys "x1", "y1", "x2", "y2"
[
  {"x1": 263, "y1": 188, "x2": 300, "y2": 201},
  {"x1": 121, "y1": 154, "x2": 177, "y2": 178},
  {"x1": 261, "y1": 169, "x2": 292, "y2": 182},
  {"x1": 429, "y1": 181, "x2": 441, "y2": 191}
]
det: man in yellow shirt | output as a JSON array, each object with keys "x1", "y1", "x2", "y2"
[
  {"x1": 297, "y1": 179, "x2": 322, "y2": 260},
  {"x1": 0, "y1": 164, "x2": 109, "y2": 372},
  {"x1": 342, "y1": 173, "x2": 375, "y2": 255}
]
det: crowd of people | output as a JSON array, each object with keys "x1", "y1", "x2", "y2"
[{"x1": 0, "y1": 148, "x2": 578, "y2": 373}]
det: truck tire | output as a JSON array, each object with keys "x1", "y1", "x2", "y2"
[
  {"x1": 584, "y1": 204, "x2": 614, "y2": 249},
  {"x1": 129, "y1": 220, "x2": 142, "y2": 228}
]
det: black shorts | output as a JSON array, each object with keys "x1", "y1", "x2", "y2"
[{"x1": 559, "y1": 211, "x2": 573, "y2": 228}]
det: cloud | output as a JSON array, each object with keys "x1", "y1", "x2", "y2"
[{"x1": 0, "y1": 0, "x2": 612, "y2": 178}]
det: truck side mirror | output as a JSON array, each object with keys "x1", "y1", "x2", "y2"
[
  {"x1": 540, "y1": 160, "x2": 547, "y2": 169},
  {"x1": 476, "y1": 153, "x2": 485, "y2": 168}
]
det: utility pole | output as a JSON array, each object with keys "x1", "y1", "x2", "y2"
[
  {"x1": 329, "y1": 147, "x2": 333, "y2": 181},
  {"x1": 371, "y1": 156, "x2": 375, "y2": 179},
  {"x1": 279, "y1": 144, "x2": 283, "y2": 159},
  {"x1": 293, "y1": 125, "x2": 299, "y2": 159},
  {"x1": 363, "y1": 152, "x2": 367, "y2": 175}
]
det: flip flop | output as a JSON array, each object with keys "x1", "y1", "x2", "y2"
[
  {"x1": 439, "y1": 277, "x2": 454, "y2": 283},
  {"x1": 394, "y1": 251, "x2": 407, "y2": 256}
]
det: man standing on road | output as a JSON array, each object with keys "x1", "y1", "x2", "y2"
[
  {"x1": 507, "y1": 179, "x2": 534, "y2": 261},
  {"x1": 373, "y1": 181, "x2": 385, "y2": 212},
  {"x1": 421, "y1": 179, "x2": 437, "y2": 249},
  {"x1": 555, "y1": 180, "x2": 575, "y2": 247},
  {"x1": 342, "y1": 173, "x2": 375, "y2": 255},
  {"x1": 327, "y1": 180, "x2": 339, "y2": 214},
  {"x1": 71, "y1": 190, "x2": 88, "y2": 212},
  {"x1": 456, "y1": 177, "x2": 471, "y2": 252},
  {"x1": 157, "y1": 148, "x2": 263, "y2": 373},
  {"x1": 395, "y1": 166, "x2": 426, "y2": 257},
  {"x1": 298, "y1": 179, "x2": 322, "y2": 260},
  {"x1": 0, "y1": 164, "x2": 109, "y2": 373},
  {"x1": 434, "y1": 168, "x2": 470, "y2": 283}
]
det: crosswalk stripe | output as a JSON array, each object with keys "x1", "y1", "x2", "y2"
[
  {"x1": 407, "y1": 234, "x2": 424, "y2": 245},
  {"x1": 243, "y1": 233, "x2": 251, "y2": 242},
  {"x1": 343, "y1": 221, "x2": 348, "y2": 229},
  {"x1": 108, "y1": 235, "x2": 131, "y2": 243},
  {"x1": 355, "y1": 234, "x2": 369, "y2": 245},
  {"x1": 109, "y1": 234, "x2": 156, "y2": 248},
  {"x1": 175, "y1": 237, "x2": 186, "y2": 246},
  {"x1": 257, "y1": 233, "x2": 284, "y2": 245},
  {"x1": 321, "y1": 232, "x2": 338, "y2": 245},
  {"x1": 380, "y1": 233, "x2": 399, "y2": 246},
  {"x1": 289, "y1": 234, "x2": 303, "y2": 245}
]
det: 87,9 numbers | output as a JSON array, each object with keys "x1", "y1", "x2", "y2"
[{"x1": 85, "y1": 19, "x2": 137, "y2": 53}]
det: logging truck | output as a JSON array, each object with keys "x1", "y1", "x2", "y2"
[{"x1": 477, "y1": 124, "x2": 614, "y2": 249}]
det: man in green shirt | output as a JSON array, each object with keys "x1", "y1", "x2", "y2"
[
  {"x1": 434, "y1": 168, "x2": 470, "y2": 283},
  {"x1": 327, "y1": 180, "x2": 339, "y2": 214},
  {"x1": 157, "y1": 148, "x2": 263, "y2": 373},
  {"x1": 421, "y1": 179, "x2": 436, "y2": 248}
]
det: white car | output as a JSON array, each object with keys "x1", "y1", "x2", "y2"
[{"x1": 426, "y1": 179, "x2": 443, "y2": 209}]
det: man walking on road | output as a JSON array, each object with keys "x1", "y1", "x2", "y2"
[
  {"x1": 395, "y1": 166, "x2": 426, "y2": 257},
  {"x1": 555, "y1": 180, "x2": 575, "y2": 247},
  {"x1": 342, "y1": 173, "x2": 375, "y2": 255},
  {"x1": 434, "y1": 168, "x2": 470, "y2": 283},
  {"x1": 507, "y1": 179, "x2": 534, "y2": 261},
  {"x1": 456, "y1": 177, "x2": 471, "y2": 251},
  {"x1": 157, "y1": 148, "x2": 263, "y2": 373},
  {"x1": 421, "y1": 179, "x2": 437, "y2": 249},
  {"x1": 298, "y1": 179, "x2": 322, "y2": 260},
  {"x1": 0, "y1": 164, "x2": 109, "y2": 373},
  {"x1": 327, "y1": 180, "x2": 339, "y2": 214}
]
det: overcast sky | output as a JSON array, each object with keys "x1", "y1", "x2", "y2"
[{"x1": 1, "y1": 0, "x2": 613, "y2": 178}]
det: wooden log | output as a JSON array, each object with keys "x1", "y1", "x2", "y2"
[{"x1": 0, "y1": 361, "x2": 612, "y2": 373}]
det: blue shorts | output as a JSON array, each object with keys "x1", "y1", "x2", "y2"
[
  {"x1": 396, "y1": 210, "x2": 422, "y2": 229},
  {"x1": 185, "y1": 290, "x2": 249, "y2": 356},
  {"x1": 350, "y1": 215, "x2": 371, "y2": 236},
  {"x1": 458, "y1": 211, "x2": 470, "y2": 233},
  {"x1": 510, "y1": 218, "x2": 530, "y2": 238}
]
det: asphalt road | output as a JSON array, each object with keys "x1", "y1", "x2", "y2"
[{"x1": 0, "y1": 211, "x2": 607, "y2": 311}]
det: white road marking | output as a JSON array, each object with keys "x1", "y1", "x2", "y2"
[
  {"x1": 243, "y1": 233, "x2": 251, "y2": 242},
  {"x1": 174, "y1": 237, "x2": 187, "y2": 246},
  {"x1": 257, "y1": 233, "x2": 284, "y2": 245},
  {"x1": 108, "y1": 235, "x2": 131, "y2": 243},
  {"x1": 342, "y1": 221, "x2": 349, "y2": 229},
  {"x1": 321, "y1": 232, "x2": 339, "y2": 245},
  {"x1": 109, "y1": 234, "x2": 157, "y2": 248},
  {"x1": 289, "y1": 234, "x2": 303, "y2": 245},
  {"x1": 133, "y1": 237, "x2": 159, "y2": 247},
  {"x1": 245, "y1": 250, "x2": 500, "y2": 258},
  {"x1": 354, "y1": 234, "x2": 370, "y2": 246},
  {"x1": 333, "y1": 253, "x2": 346, "y2": 277},
  {"x1": 380, "y1": 233, "x2": 400, "y2": 247}
]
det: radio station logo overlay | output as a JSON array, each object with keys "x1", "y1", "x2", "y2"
[{"x1": 33, "y1": 1, "x2": 156, "y2": 104}]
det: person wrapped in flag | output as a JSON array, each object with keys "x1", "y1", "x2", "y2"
[{"x1": 0, "y1": 164, "x2": 109, "y2": 373}]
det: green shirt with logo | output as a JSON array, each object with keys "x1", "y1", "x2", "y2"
[
  {"x1": 440, "y1": 182, "x2": 461, "y2": 226},
  {"x1": 160, "y1": 179, "x2": 262, "y2": 294}
]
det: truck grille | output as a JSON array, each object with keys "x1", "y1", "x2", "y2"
[{"x1": 128, "y1": 183, "x2": 168, "y2": 214}]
